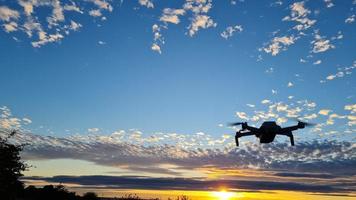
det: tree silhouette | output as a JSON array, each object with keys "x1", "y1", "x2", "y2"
[{"x1": 0, "y1": 130, "x2": 27, "y2": 200}]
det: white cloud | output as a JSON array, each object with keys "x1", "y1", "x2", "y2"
[
  {"x1": 263, "y1": 36, "x2": 296, "y2": 56},
  {"x1": 18, "y1": 0, "x2": 34, "y2": 16},
  {"x1": 326, "y1": 72, "x2": 343, "y2": 80},
  {"x1": 89, "y1": 0, "x2": 113, "y2": 11},
  {"x1": 88, "y1": 128, "x2": 100, "y2": 132},
  {"x1": 160, "y1": 8, "x2": 185, "y2": 24},
  {"x1": 345, "y1": 104, "x2": 356, "y2": 114},
  {"x1": 3, "y1": 21, "x2": 18, "y2": 32},
  {"x1": 345, "y1": 15, "x2": 355, "y2": 24},
  {"x1": 313, "y1": 60, "x2": 322, "y2": 65},
  {"x1": 151, "y1": 24, "x2": 164, "y2": 54},
  {"x1": 276, "y1": 117, "x2": 287, "y2": 124},
  {"x1": 319, "y1": 109, "x2": 331, "y2": 116},
  {"x1": 150, "y1": 0, "x2": 217, "y2": 52},
  {"x1": 22, "y1": 118, "x2": 32, "y2": 124},
  {"x1": 263, "y1": 1, "x2": 316, "y2": 58},
  {"x1": 236, "y1": 112, "x2": 249, "y2": 120},
  {"x1": 64, "y1": 3, "x2": 83, "y2": 14},
  {"x1": 47, "y1": 0, "x2": 65, "y2": 27},
  {"x1": 303, "y1": 113, "x2": 318, "y2": 120},
  {"x1": 287, "y1": 82, "x2": 294, "y2": 87},
  {"x1": 234, "y1": 98, "x2": 321, "y2": 125},
  {"x1": 31, "y1": 33, "x2": 64, "y2": 48},
  {"x1": 326, "y1": 113, "x2": 346, "y2": 125},
  {"x1": 0, "y1": 6, "x2": 19, "y2": 33},
  {"x1": 265, "y1": 67, "x2": 274, "y2": 73},
  {"x1": 89, "y1": 9, "x2": 102, "y2": 17},
  {"x1": 261, "y1": 99, "x2": 271, "y2": 104},
  {"x1": 300, "y1": 58, "x2": 307, "y2": 63},
  {"x1": 0, "y1": 6, "x2": 20, "y2": 22},
  {"x1": 324, "y1": 0, "x2": 334, "y2": 8},
  {"x1": 138, "y1": 0, "x2": 154, "y2": 9},
  {"x1": 347, "y1": 115, "x2": 356, "y2": 126},
  {"x1": 151, "y1": 43, "x2": 162, "y2": 54},
  {"x1": 330, "y1": 31, "x2": 343, "y2": 41},
  {"x1": 271, "y1": 1, "x2": 283, "y2": 7},
  {"x1": 312, "y1": 32, "x2": 335, "y2": 53},
  {"x1": 283, "y1": 1, "x2": 316, "y2": 31},
  {"x1": 68, "y1": 21, "x2": 82, "y2": 31},
  {"x1": 160, "y1": 14, "x2": 180, "y2": 24},
  {"x1": 322, "y1": 61, "x2": 355, "y2": 82},
  {"x1": 221, "y1": 25, "x2": 243, "y2": 39},
  {"x1": 246, "y1": 104, "x2": 255, "y2": 108},
  {"x1": 188, "y1": 15, "x2": 216, "y2": 36},
  {"x1": 312, "y1": 39, "x2": 334, "y2": 53},
  {"x1": 0, "y1": 106, "x2": 28, "y2": 129},
  {"x1": 184, "y1": 0, "x2": 216, "y2": 36}
]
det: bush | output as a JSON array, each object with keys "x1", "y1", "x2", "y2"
[{"x1": 82, "y1": 192, "x2": 99, "y2": 200}]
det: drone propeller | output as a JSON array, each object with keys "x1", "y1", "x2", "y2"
[
  {"x1": 299, "y1": 121, "x2": 316, "y2": 127},
  {"x1": 290, "y1": 118, "x2": 316, "y2": 127},
  {"x1": 228, "y1": 122, "x2": 245, "y2": 126}
]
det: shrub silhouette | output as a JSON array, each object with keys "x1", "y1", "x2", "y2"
[
  {"x1": 22, "y1": 185, "x2": 79, "y2": 200},
  {"x1": 83, "y1": 192, "x2": 99, "y2": 200},
  {"x1": 168, "y1": 195, "x2": 190, "y2": 200}
]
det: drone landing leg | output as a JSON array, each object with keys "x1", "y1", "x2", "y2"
[
  {"x1": 289, "y1": 134, "x2": 294, "y2": 146},
  {"x1": 235, "y1": 131, "x2": 254, "y2": 147},
  {"x1": 235, "y1": 134, "x2": 239, "y2": 146},
  {"x1": 278, "y1": 132, "x2": 295, "y2": 146}
]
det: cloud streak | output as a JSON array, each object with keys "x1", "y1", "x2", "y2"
[{"x1": 22, "y1": 174, "x2": 355, "y2": 193}]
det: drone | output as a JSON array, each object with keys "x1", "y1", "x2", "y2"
[{"x1": 229, "y1": 120, "x2": 315, "y2": 146}]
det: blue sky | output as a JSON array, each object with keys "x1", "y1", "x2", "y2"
[
  {"x1": 0, "y1": 0, "x2": 355, "y2": 196},
  {"x1": 0, "y1": 0, "x2": 354, "y2": 136}
]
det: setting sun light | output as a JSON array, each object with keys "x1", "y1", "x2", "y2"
[{"x1": 212, "y1": 191, "x2": 238, "y2": 200}]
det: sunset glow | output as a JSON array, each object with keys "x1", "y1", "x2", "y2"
[{"x1": 211, "y1": 191, "x2": 238, "y2": 200}]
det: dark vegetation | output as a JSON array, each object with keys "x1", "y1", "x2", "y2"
[{"x1": 0, "y1": 130, "x2": 190, "y2": 200}]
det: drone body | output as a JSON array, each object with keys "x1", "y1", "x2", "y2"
[{"x1": 230, "y1": 121, "x2": 314, "y2": 146}]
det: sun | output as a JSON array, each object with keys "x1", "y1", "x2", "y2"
[{"x1": 212, "y1": 190, "x2": 235, "y2": 200}]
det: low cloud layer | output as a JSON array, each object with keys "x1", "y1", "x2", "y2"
[
  {"x1": 5, "y1": 130, "x2": 355, "y2": 178},
  {"x1": 22, "y1": 174, "x2": 355, "y2": 194}
]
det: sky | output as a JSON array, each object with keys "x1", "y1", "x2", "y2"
[{"x1": 0, "y1": 0, "x2": 355, "y2": 199}]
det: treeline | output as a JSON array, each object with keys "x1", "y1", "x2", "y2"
[
  {"x1": 16, "y1": 184, "x2": 187, "y2": 200},
  {"x1": 16, "y1": 185, "x2": 99, "y2": 200},
  {"x1": 1, "y1": 130, "x2": 189, "y2": 200}
]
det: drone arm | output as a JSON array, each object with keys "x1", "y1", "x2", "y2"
[
  {"x1": 277, "y1": 131, "x2": 294, "y2": 146},
  {"x1": 235, "y1": 131, "x2": 255, "y2": 146},
  {"x1": 279, "y1": 125, "x2": 300, "y2": 133},
  {"x1": 245, "y1": 125, "x2": 259, "y2": 132}
]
